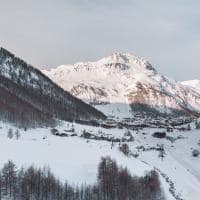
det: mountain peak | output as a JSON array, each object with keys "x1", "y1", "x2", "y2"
[
  {"x1": 43, "y1": 52, "x2": 200, "y2": 119},
  {"x1": 97, "y1": 52, "x2": 156, "y2": 72}
]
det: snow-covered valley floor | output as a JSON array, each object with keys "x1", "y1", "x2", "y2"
[{"x1": 0, "y1": 121, "x2": 200, "y2": 200}]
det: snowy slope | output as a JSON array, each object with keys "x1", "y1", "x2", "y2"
[
  {"x1": 182, "y1": 80, "x2": 200, "y2": 94},
  {"x1": 43, "y1": 53, "x2": 200, "y2": 119},
  {"x1": 1, "y1": 120, "x2": 200, "y2": 200}
]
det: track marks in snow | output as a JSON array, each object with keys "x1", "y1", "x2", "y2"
[{"x1": 155, "y1": 168, "x2": 184, "y2": 200}]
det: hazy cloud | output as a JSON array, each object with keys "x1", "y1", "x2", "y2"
[{"x1": 0, "y1": 0, "x2": 199, "y2": 80}]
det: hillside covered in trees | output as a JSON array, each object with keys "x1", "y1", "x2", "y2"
[{"x1": 0, "y1": 48, "x2": 106, "y2": 128}]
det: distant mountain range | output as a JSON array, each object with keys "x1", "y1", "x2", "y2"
[
  {"x1": 43, "y1": 53, "x2": 200, "y2": 121},
  {"x1": 0, "y1": 47, "x2": 106, "y2": 128}
]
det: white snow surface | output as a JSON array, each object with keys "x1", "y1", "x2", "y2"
[
  {"x1": 1, "y1": 121, "x2": 200, "y2": 200},
  {"x1": 182, "y1": 80, "x2": 200, "y2": 94},
  {"x1": 43, "y1": 53, "x2": 200, "y2": 118}
]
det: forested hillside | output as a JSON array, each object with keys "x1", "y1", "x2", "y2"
[{"x1": 0, "y1": 48, "x2": 106, "y2": 128}]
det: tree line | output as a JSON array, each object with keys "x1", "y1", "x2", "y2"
[{"x1": 0, "y1": 157, "x2": 165, "y2": 200}]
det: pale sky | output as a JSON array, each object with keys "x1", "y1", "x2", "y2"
[{"x1": 0, "y1": 0, "x2": 199, "y2": 81}]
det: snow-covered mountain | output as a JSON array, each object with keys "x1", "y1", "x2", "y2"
[
  {"x1": 43, "y1": 53, "x2": 200, "y2": 120},
  {"x1": 1, "y1": 48, "x2": 200, "y2": 200},
  {"x1": 0, "y1": 47, "x2": 106, "y2": 127},
  {"x1": 182, "y1": 80, "x2": 200, "y2": 94}
]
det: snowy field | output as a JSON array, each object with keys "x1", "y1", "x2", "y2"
[{"x1": 0, "y1": 121, "x2": 200, "y2": 200}]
